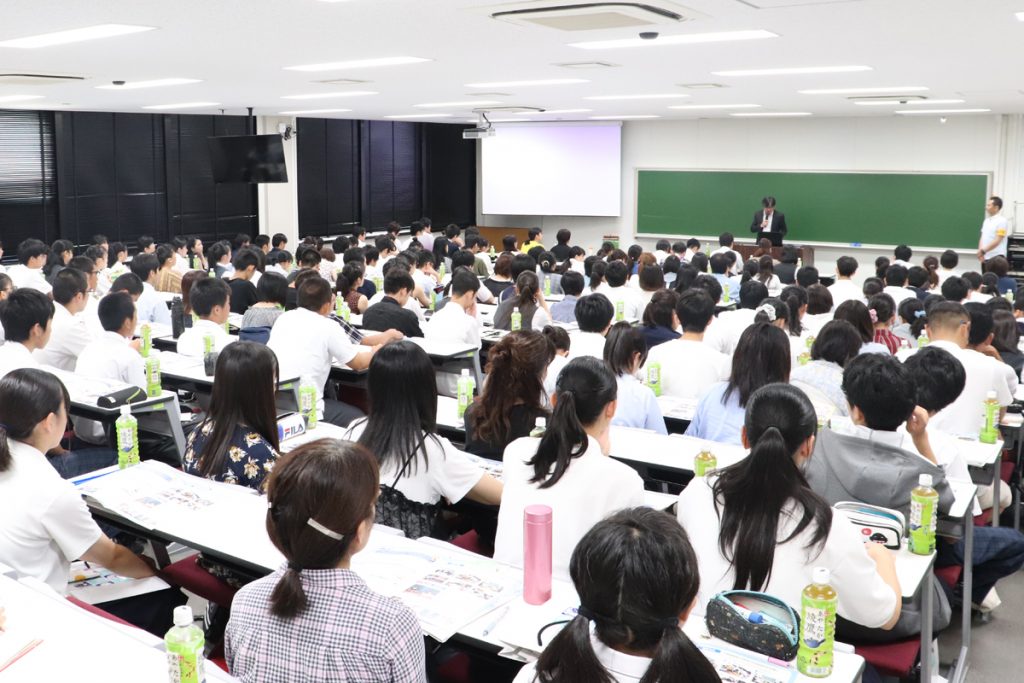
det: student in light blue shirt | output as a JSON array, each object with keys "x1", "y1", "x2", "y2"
[
  {"x1": 550, "y1": 271, "x2": 583, "y2": 324},
  {"x1": 709, "y1": 253, "x2": 741, "y2": 303},
  {"x1": 686, "y1": 322, "x2": 791, "y2": 445},
  {"x1": 604, "y1": 322, "x2": 666, "y2": 434}
]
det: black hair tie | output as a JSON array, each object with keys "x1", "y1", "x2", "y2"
[
  {"x1": 578, "y1": 605, "x2": 678, "y2": 631},
  {"x1": 287, "y1": 561, "x2": 303, "y2": 572}
]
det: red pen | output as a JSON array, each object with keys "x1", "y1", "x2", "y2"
[{"x1": 0, "y1": 639, "x2": 44, "y2": 673}]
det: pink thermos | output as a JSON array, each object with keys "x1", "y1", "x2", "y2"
[{"x1": 524, "y1": 504, "x2": 553, "y2": 605}]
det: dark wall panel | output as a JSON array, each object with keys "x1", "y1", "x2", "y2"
[
  {"x1": 0, "y1": 109, "x2": 58, "y2": 252},
  {"x1": 297, "y1": 118, "x2": 360, "y2": 237},
  {"x1": 423, "y1": 123, "x2": 476, "y2": 227}
]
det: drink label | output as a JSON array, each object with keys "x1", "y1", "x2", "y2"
[
  {"x1": 615, "y1": 301, "x2": 624, "y2": 321},
  {"x1": 909, "y1": 492, "x2": 936, "y2": 554},
  {"x1": 798, "y1": 600, "x2": 835, "y2": 677},
  {"x1": 118, "y1": 427, "x2": 135, "y2": 452},
  {"x1": 694, "y1": 451, "x2": 716, "y2": 477}
]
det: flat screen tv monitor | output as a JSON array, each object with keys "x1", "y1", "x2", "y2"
[{"x1": 208, "y1": 134, "x2": 288, "y2": 183}]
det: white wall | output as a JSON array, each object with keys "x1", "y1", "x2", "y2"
[
  {"x1": 256, "y1": 116, "x2": 299, "y2": 247},
  {"x1": 478, "y1": 115, "x2": 1024, "y2": 275}
]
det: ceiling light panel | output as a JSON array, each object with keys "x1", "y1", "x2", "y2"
[
  {"x1": 589, "y1": 114, "x2": 660, "y2": 119},
  {"x1": 714, "y1": 65, "x2": 872, "y2": 77},
  {"x1": 285, "y1": 56, "x2": 430, "y2": 72},
  {"x1": 0, "y1": 24, "x2": 155, "y2": 48},
  {"x1": 387, "y1": 113, "x2": 454, "y2": 119},
  {"x1": 413, "y1": 100, "x2": 501, "y2": 108},
  {"x1": 585, "y1": 94, "x2": 688, "y2": 101},
  {"x1": 281, "y1": 91, "x2": 378, "y2": 100},
  {"x1": 0, "y1": 95, "x2": 44, "y2": 103},
  {"x1": 280, "y1": 108, "x2": 353, "y2": 115},
  {"x1": 570, "y1": 29, "x2": 777, "y2": 50},
  {"x1": 516, "y1": 109, "x2": 593, "y2": 114},
  {"x1": 799, "y1": 86, "x2": 927, "y2": 95},
  {"x1": 96, "y1": 78, "x2": 200, "y2": 90},
  {"x1": 895, "y1": 108, "x2": 991, "y2": 115},
  {"x1": 142, "y1": 102, "x2": 219, "y2": 110},
  {"x1": 731, "y1": 112, "x2": 812, "y2": 117},
  {"x1": 668, "y1": 103, "x2": 761, "y2": 110},
  {"x1": 465, "y1": 78, "x2": 588, "y2": 88}
]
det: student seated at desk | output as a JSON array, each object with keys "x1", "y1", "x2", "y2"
[
  {"x1": 363, "y1": 270, "x2": 424, "y2": 338},
  {"x1": 702, "y1": 280, "x2": 769, "y2": 356},
  {"x1": 0, "y1": 369, "x2": 185, "y2": 634},
  {"x1": 542, "y1": 325, "x2": 571, "y2": 398},
  {"x1": 680, "y1": 382, "x2": 902, "y2": 635},
  {"x1": 32, "y1": 269, "x2": 93, "y2": 371},
  {"x1": 868, "y1": 294, "x2": 902, "y2": 354},
  {"x1": 183, "y1": 342, "x2": 279, "y2": 490},
  {"x1": 110, "y1": 271, "x2": 143, "y2": 301},
  {"x1": 483, "y1": 252, "x2": 515, "y2": 300},
  {"x1": 550, "y1": 270, "x2": 584, "y2": 324},
  {"x1": 176, "y1": 277, "x2": 234, "y2": 357},
  {"x1": 345, "y1": 341, "x2": 502, "y2": 535},
  {"x1": 499, "y1": 253, "x2": 541, "y2": 303},
  {"x1": 991, "y1": 308, "x2": 1024, "y2": 379},
  {"x1": 493, "y1": 271, "x2": 551, "y2": 332},
  {"x1": 228, "y1": 247, "x2": 261, "y2": 315},
  {"x1": 790, "y1": 320, "x2": 861, "y2": 416},
  {"x1": 0, "y1": 273, "x2": 10, "y2": 343},
  {"x1": 648, "y1": 289, "x2": 729, "y2": 402},
  {"x1": 130, "y1": 253, "x2": 172, "y2": 327},
  {"x1": 964, "y1": 302, "x2": 1019, "y2": 395},
  {"x1": 602, "y1": 261, "x2": 644, "y2": 320},
  {"x1": 335, "y1": 261, "x2": 369, "y2": 314},
  {"x1": 0, "y1": 288, "x2": 52, "y2": 378},
  {"x1": 604, "y1": 322, "x2": 666, "y2": 434},
  {"x1": 6, "y1": 238, "x2": 52, "y2": 295},
  {"x1": 834, "y1": 300, "x2": 890, "y2": 356},
  {"x1": 465, "y1": 331, "x2": 552, "y2": 460},
  {"x1": 638, "y1": 289, "x2": 679, "y2": 350},
  {"x1": 494, "y1": 357, "x2": 644, "y2": 579},
  {"x1": 447, "y1": 249, "x2": 494, "y2": 304},
  {"x1": 154, "y1": 245, "x2": 182, "y2": 294},
  {"x1": 241, "y1": 272, "x2": 287, "y2": 330},
  {"x1": 567, "y1": 294, "x2": 613, "y2": 360},
  {"x1": 209, "y1": 240, "x2": 234, "y2": 280},
  {"x1": 427, "y1": 268, "x2": 481, "y2": 348},
  {"x1": 514, "y1": 508, "x2": 718, "y2": 683},
  {"x1": 225, "y1": 440, "x2": 426, "y2": 683},
  {"x1": 686, "y1": 322, "x2": 791, "y2": 446}
]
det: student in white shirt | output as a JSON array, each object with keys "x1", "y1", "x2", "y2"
[
  {"x1": 568, "y1": 294, "x2": 614, "y2": 360},
  {"x1": 495, "y1": 357, "x2": 645, "y2": 579},
  {"x1": 802, "y1": 284, "x2": 834, "y2": 337},
  {"x1": 881, "y1": 265, "x2": 916, "y2": 308},
  {"x1": 0, "y1": 288, "x2": 52, "y2": 379},
  {"x1": 129, "y1": 253, "x2": 172, "y2": 327},
  {"x1": 170, "y1": 236, "x2": 190, "y2": 275},
  {"x1": 828, "y1": 256, "x2": 866, "y2": 309},
  {"x1": 32, "y1": 269, "x2": 94, "y2": 371},
  {"x1": 176, "y1": 277, "x2": 235, "y2": 357},
  {"x1": 345, "y1": 341, "x2": 501, "y2": 530},
  {"x1": 0, "y1": 368, "x2": 175, "y2": 630},
  {"x1": 602, "y1": 261, "x2": 644, "y2": 321},
  {"x1": 268, "y1": 277, "x2": 381, "y2": 426},
  {"x1": 493, "y1": 271, "x2": 552, "y2": 332},
  {"x1": 678, "y1": 382, "x2": 901, "y2": 630},
  {"x1": 648, "y1": 289, "x2": 730, "y2": 401},
  {"x1": 604, "y1": 323, "x2": 666, "y2": 434},
  {"x1": 937, "y1": 250, "x2": 960, "y2": 285},
  {"x1": 963, "y1": 271, "x2": 992, "y2": 303},
  {"x1": 892, "y1": 244, "x2": 914, "y2": 270},
  {"x1": 653, "y1": 238, "x2": 672, "y2": 266},
  {"x1": 964, "y1": 302, "x2": 1018, "y2": 394},
  {"x1": 702, "y1": 280, "x2": 769, "y2": 356},
  {"x1": 427, "y1": 269, "x2": 481, "y2": 349},
  {"x1": 710, "y1": 231, "x2": 744, "y2": 272},
  {"x1": 979, "y1": 195, "x2": 1009, "y2": 262},
  {"x1": 6, "y1": 238, "x2": 52, "y2": 296},
  {"x1": 412, "y1": 249, "x2": 438, "y2": 294},
  {"x1": 514, "y1": 508, "x2": 720, "y2": 683}
]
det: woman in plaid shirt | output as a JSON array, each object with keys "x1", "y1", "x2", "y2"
[{"x1": 225, "y1": 440, "x2": 426, "y2": 682}]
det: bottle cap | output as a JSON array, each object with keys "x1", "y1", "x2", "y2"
[
  {"x1": 513, "y1": 306, "x2": 519, "y2": 312},
  {"x1": 120, "y1": 405, "x2": 131, "y2": 417},
  {"x1": 812, "y1": 567, "x2": 830, "y2": 585},
  {"x1": 919, "y1": 473, "x2": 933, "y2": 487},
  {"x1": 535, "y1": 417, "x2": 546, "y2": 428},
  {"x1": 986, "y1": 390, "x2": 997, "y2": 399},
  {"x1": 461, "y1": 368, "x2": 470, "y2": 376},
  {"x1": 173, "y1": 605, "x2": 193, "y2": 627},
  {"x1": 524, "y1": 504, "x2": 552, "y2": 524}
]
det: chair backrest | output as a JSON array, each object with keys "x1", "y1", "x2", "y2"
[{"x1": 239, "y1": 326, "x2": 272, "y2": 345}]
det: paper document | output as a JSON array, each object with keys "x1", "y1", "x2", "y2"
[{"x1": 67, "y1": 561, "x2": 170, "y2": 605}]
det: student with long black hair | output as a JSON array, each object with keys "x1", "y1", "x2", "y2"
[
  {"x1": 678, "y1": 383, "x2": 901, "y2": 630},
  {"x1": 494, "y1": 357, "x2": 644, "y2": 579},
  {"x1": 686, "y1": 322, "x2": 791, "y2": 445},
  {"x1": 493, "y1": 270, "x2": 551, "y2": 331},
  {"x1": 345, "y1": 341, "x2": 501, "y2": 526},
  {"x1": 225, "y1": 439, "x2": 426, "y2": 682},
  {"x1": 515, "y1": 508, "x2": 719, "y2": 683},
  {"x1": 604, "y1": 322, "x2": 666, "y2": 434}
]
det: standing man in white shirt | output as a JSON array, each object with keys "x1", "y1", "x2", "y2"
[
  {"x1": 979, "y1": 195, "x2": 1009, "y2": 265},
  {"x1": 33, "y1": 269, "x2": 94, "y2": 371},
  {"x1": 176, "y1": 278, "x2": 234, "y2": 357},
  {"x1": 0, "y1": 288, "x2": 52, "y2": 378},
  {"x1": 6, "y1": 238, "x2": 52, "y2": 296},
  {"x1": 828, "y1": 256, "x2": 866, "y2": 309},
  {"x1": 129, "y1": 253, "x2": 172, "y2": 327}
]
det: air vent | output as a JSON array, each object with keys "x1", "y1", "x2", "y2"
[
  {"x1": 492, "y1": 3, "x2": 705, "y2": 31},
  {"x1": 555, "y1": 61, "x2": 620, "y2": 69},
  {"x1": 313, "y1": 78, "x2": 370, "y2": 85},
  {"x1": 0, "y1": 73, "x2": 86, "y2": 86}
]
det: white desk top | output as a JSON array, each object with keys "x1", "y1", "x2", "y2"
[
  {"x1": 44, "y1": 366, "x2": 176, "y2": 414},
  {"x1": 158, "y1": 350, "x2": 299, "y2": 388},
  {"x1": 947, "y1": 479, "x2": 979, "y2": 520},
  {"x1": 893, "y1": 543, "x2": 936, "y2": 599},
  {"x1": 656, "y1": 395, "x2": 698, "y2": 421},
  {"x1": 608, "y1": 426, "x2": 749, "y2": 473},
  {"x1": 278, "y1": 422, "x2": 350, "y2": 452},
  {"x1": 952, "y1": 435, "x2": 1005, "y2": 467},
  {"x1": 408, "y1": 336, "x2": 477, "y2": 359}
]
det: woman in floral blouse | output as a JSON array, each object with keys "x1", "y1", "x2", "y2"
[{"x1": 183, "y1": 341, "x2": 281, "y2": 492}]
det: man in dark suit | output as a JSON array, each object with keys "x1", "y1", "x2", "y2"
[
  {"x1": 750, "y1": 196, "x2": 788, "y2": 246},
  {"x1": 362, "y1": 269, "x2": 424, "y2": 338}
]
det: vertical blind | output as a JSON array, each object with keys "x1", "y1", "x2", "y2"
[{"x1": 0, "y1": 109, "x2": 58, "y2": 253}]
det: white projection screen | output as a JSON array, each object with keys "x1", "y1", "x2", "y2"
[{"x1": 481, "y1": 122, "x2": 622, "y2": 217}]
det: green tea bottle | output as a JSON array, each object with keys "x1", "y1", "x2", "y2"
[
  {"x1": 979, "y1": 390, "x2": 999, "y2": 444},
  {"x1": 646, "y1": 361, "x2": 662, "y2": 397},
  {"x1": 165, "y1": 605, "x2": 206, "y2": 683},
  {"x1": 140, "y1": 323, "x2": 152, "y2": 358},
  {"x1": 511, "y1": 307, "x2": 522, "y2": 331},
  {"x1": 909, "y1": 473, "x2": 938, "y2": 555},
  {"x1": 299, "y1": 376, "x2": 318, "y2": 430},
  {"x1": 115, "y1": 406, "x2": 139, "y2": 469},
  {"x1": 145, "y1": 356, "x2": 161, "y2": 398},
  {"x1": 694, "y1": 450, "x2": 716, "y2": 477},
  {"x1": 797, "y1": 567, "x2": 837, "y2": 678}
]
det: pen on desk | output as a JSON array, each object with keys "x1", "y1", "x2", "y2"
[
  {"x1": 481, "y1": 605, "x2": 511, "y2": 637},
  {"x1": 0, "y1": 639, "x2": 44, "y2": 673}
]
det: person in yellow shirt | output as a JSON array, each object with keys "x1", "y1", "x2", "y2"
[{"x1": 521, "y1": 227, "x2": 544, "y2": 254}]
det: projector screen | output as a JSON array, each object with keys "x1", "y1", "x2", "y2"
[{"x1": 481, "y1": 122, "x2": 622, "y2": 216}]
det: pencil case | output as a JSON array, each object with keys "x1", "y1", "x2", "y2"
[
  {"x1": 96, "y1": 386, "x2": 148, "y2": 408},
  {"x1": 705, "y1": 590, "x2": 800, "y2": 661},
  {"x1": 834, "y1": 501, "x2": 905, "y2": 550}
]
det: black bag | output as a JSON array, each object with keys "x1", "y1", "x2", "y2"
[
  {"x1": 97, "y1": 386, "x2": 148, "y2": 409},
  {"x1": 375, "y1": 433, "x2": 445, "y2": 540},
  {"x1": 705, "y1": 591, "x2": 801, "y2": 661}
]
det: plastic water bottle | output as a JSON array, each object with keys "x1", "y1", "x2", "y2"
[
  {"x1": 530, "y1": 417, "x2": 546, "y2": 438},
  {"x1": 203, "y1": 333, "x2": 214, "y2": 356},
  {"x1": 373, "y1": 275, "x2": 383, "y2": 291},
  {"x1": 165, "y1": 605, "x2": 206, "y2": 683},
  {"x1": 439, "y1": 263, "x2": 446, "y2": 281},
  {"x1": 207, "y1": 268, "x2": 215, "y2": 278},
  {"x1": 429, "y1": 290, "x2": 437, "y2": 312},
  {"x1": 145, "y1": 356, "x2": 161, "y2": 398},
  {"x1": 140, "y1": 323, "x2": 152, "y2": 358},
  {"x1": 523, "y1": 505, "x2": 553, "y2": 605},
  {"x1": 980, "y1": 390, "x2": 999, "y2": 444},
  {"x1": 805, "y1": 335, "x2": 816, "y2": 350},
  {"x1": 722, "y1": 283, "x2": 731, "y2": 304},
  {"x1": 615, "y1": 300, "x2": 624, "y2": 322},
  {"x1": 909, "y1": 473, "x2": 938, "y2": 555},
  {"x1": 299, "y1": 376, "x2": 318, "y2": 430},
  {"x1": 511, "y1": 307, "x2": 522, "y2": 331},
  {"x1": 917, "y1": 332, "x2": 929, "y2": 348},
  {"x1": 797, "y1": 567, "x2": 836, "y2": 678},
  {"x1": 544, "y1": 277, "x2": 551, "y2": 297},
  {"x1": 335, "y1": 294, "x2": 344, "y2": 317},
  {"x1": 115, "y1": 406, "x2": 140, "y2": 469},
  {"x1": 694, "y1": 449, "x2": 716, "y2": 476},
  {"x1": 646, "y1": 361, "x2": 662, "y2": 397},
  {"x1": 341, "y1": 301, "x2": 351, "y2": 322},
  {"x1": 457, "y1": 369, "x2": 473, "y2": 420}
]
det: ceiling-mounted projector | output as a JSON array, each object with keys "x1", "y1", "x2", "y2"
[{"x1": 463, "y1": 126, "x2": 496, "y2": 139}]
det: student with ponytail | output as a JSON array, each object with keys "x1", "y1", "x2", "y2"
[
  {"x1": 515, "y1": 508, "x2": 719, "y2": 683},
  {"x1": 603, "y1": 322, "x2": 667, "y2": 434},
  {"x1": 679, "y1": 383, "x2": 901, "y2": 631},
  {"x1": 335, "y1": 261, "x2": 369, "y2": 313},
  {"x1": 225, "y1": 439, "x2": 426, "y2": 682},
  {"x1": 493, "y1": 270, "x2": 552, "y2": 331},
  {"x1": 494, "y1": 357, "x2": 644, "y2": 579}
]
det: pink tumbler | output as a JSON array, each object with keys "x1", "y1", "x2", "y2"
[{"x1": 523, "y1": 504, "x2": 553, "y2": 605}]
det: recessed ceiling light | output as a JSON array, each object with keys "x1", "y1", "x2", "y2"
[
  {"x1": 571, "y1": 29, "x2": 776, "y2": 50},
  {"x1": 554, "y1": 61, "x2": 619, "y2": 69},
  {"x1": 285, "y1": 56, "x2": 430, "y2": 72},
  {"x1": 413, "y1": 100, "x2": 502, "y2": 108},
  {"x1": 589, "y1": 115, "x2": 660, "y2": 120},
  {"x1": 515, "y1": 109, "x2": 593, "y2": 114},
  {"x1": 142, "y1": 102, "x2": 220, "y2": 110},
  {"x1": 96, "y1": 78, "x2": 201, "y2": 90},
  {"x1": 667, "y1": 103, "x2": 761, "y2": 110},
  {"x1": 585, "y1": 94, "x2": 688, "y2": 101},
  {"x1": 895, "y1": 108, "x2": 991, "y2": 115},
  {"x1": 281, "y1": 91, "x2": 378, "y2": 100},
  {"x1": 0, "y1": 95, "x2": 45, "y2": 103},
  {"x1": 799, "y1": 86, "x2": 927, "y2": 95},
  {"x1": 855, "y1": 98, "x2": 964, "y2": 106},
  {"x1": 678, "y1": 83, "x2": 727, "y2": 90},
  {"x1": 465, "y1": 78, "x2": 588, "y2": 88},
  {"x1": 730, "y1": 112, "x2": 812, "y2": 117},
  {"x1": 714, "y1": 66, "x2": 872, "y2": 77},
  {"x1": 0, "y1": 24, "x2": 155, "y2": 49},
  {"x1": 280, "y1": 108, "x2": 353, "y2": 115},
  {"x1": 1017, "y1": 11, "x2": 1024, "y2": 21},
  {"x1": 387, "y1": 113, "x2": 454, "y2": 119}
]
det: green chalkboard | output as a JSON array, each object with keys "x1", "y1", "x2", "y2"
[{"x1": 635, "y1": 170, "x2": 989, "y2": 249}]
